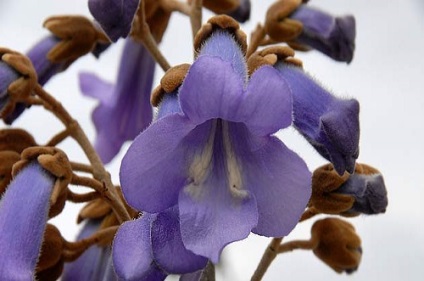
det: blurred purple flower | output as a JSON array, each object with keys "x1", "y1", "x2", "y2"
[
  {"x1": 80, "y1": 38, "x2": 155, "y2": 163},
  {"x1": 0, "y1": 60, "x2": 19, "y2": 121},
  {"x1": 0, "y1": 162, "x2": 54, "y2": 279},
  {"x1": 120, "y1": 30, "x2": 311, "y2": 262},
  {"x1": 113, "y1": 206, "x2": 208, "y2": 280},
  {"x1": 62, "y1": 219, "x2": 117, "y2": 281},
  {"x1": 291, "y1": 5, "x2": 356, "y2": 63},
  {"x1": 227, "y1": 0, "x2": 251, "y2": 23},
  {"x1": 338, "y1": 172, "x2": 388, "y2": 215},
  {"x1": 88, "y1": 0, "x2": 140, "y2": 42},
  {"x1": 276, "y1": 62, "x2": 360, "y2": 175}
]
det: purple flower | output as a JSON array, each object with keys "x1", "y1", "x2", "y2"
[
  {"x1": 275, "y1": 62, "x2": 359, "y2": 175},
  {"x1": 227, "y1": 0, "x2": 251, "y2": 23},
  {"x1": 0, "y1": 162, "x2": 54, "y2": 279},
  {"x1": 290, "y1": 5, "x2": 356, "y2": 63},
  {"x1": 113, "y1": 206, "x2": 208, "y2": 280},
  {"x1": 120, "y1": 30, "x2": 311, "y2": 262},
  {"x1": 88, "y1": 0, "x2": 140, "y2": 42},
  {"x1": 80, "y1": 38, "x2": 155, "y2": 163},
  {"x1": 0, "y1": 60, "x2": 20, "y2": 121},
  {"x1": 338, "y1": 171, "x2": 388, "y2": 215},
  {"x1": 63, "y1": 219, "x2": 118, "y2": 281}
]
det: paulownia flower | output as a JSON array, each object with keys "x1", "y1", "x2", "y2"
[
  {"x1": 290, "y1": 5, "x2": 356, "y2": 63},
  {"x1": 113, "y1": 206, "x2": 208, "y2": 280},
  {"x1": 88, "y1": 0, "x2": 140, "y2": 42},
  {"x1": 80, "y1": 38, "x2": 155, "y2": 163},
  {"x1": 120, "y1": 17, "x2": 311, "y2": 262},
  {"x1": 0, "y1": 162, "x2": 55, "y2": 279},
  {"x1": 275, "y1": 61, "x2": 359, "y2": 175}
]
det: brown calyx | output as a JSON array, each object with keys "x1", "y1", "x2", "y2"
[
  {"x1": 13, "y1": 146, "x2": 72, "y2": 218},
  {"x1": 36, "y1": 224, "x2": 64, "y2": 274},
  {"x1": 0, "y1": 151, "x2": 20, "y2": 196},
  {"x1": 0, "y1": 128, "x2": 37, "y2": 153},
  {"x1": 0, "y1": 48, "x2": 37, "y2": 118},
  {"x1": 247, "y1": 46, "x2": 302, "y2": 75},
  {"x1": 307, "y1": 163, "x2": 355, "y2": 215},
  {"x1": 194, "y1": 15, "x2": 247, "y2": 56},
  {"x1": 151, "y1": 63, "x2": 191, "y2": 106},
  {"x1": 43, "y1": 15, "x2": 110, "y2": 64},
  {"x1": 264, "y1": 0, "x2": 303, "y2": 42},
  {"x1": 311, "y1": 218, "x2": 362, "y2": 273}
]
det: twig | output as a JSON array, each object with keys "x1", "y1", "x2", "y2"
[
  {"x1": 251, "y1": 238, "x2": 283, "y2": 281},
  {"x1": 247, "y1": 24, "x2": 267, "y2": 58},
  {"x1": 277, "y1": 239, "x2": 316, "y2": 254},
  {"x1": 67, "y1": 190, "x2": 100, "y2": 203},
  {"x1": 190, "y1": 0, "x2": 203, "y2": 40},
  {"x1": 33, "y1": 84, "x2": 131, "y2": 222},
  {"x1": 70, "y1": 161, "x2": 94, "y2": 174},
  {"x1": 45, "y1": 129, "x2": 71, "y2": 146}
]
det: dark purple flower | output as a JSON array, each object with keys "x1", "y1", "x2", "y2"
[
  {"x1": 88, "y1": 0, "x2": 140, "y2": 42},
  {"x1": 120, "y1": 30, "x2": 311, "y2": 262},
  {"x1": 227, "y1": 0, "x2": 251, "y2": 23},
  {"x1": 0, "y1": 162, "x2": 54, "y2": 279},
  {"x1": 62, "y1": 219, "x2": 117, "y2": 281},
  {"x1": 338, "y1": 172, "x2": 388, "y2": 215},
  {"x1": 80, "y1": 38, "x2": 155, "y2": 163},
  {"x1": 290, "y1": 5, "x2": 356, "y2": 63},
  {"x1": 275, "y1": 62, "x2": 359, "y2": 175},
  {"x1": 113, "y1": 206, "x2": 208, "y2": 280},
  {"x1": 0, "y1": 60, "x2": 19, "y2": 119}
]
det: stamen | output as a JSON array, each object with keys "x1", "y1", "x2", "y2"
[
  {"x1": 185, "y1": 120, "x2": 218, "y2": 198},
  {"x1": 222, "y1": 121, "x2": 247, "y2": 198}
]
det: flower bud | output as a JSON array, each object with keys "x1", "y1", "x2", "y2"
[{"x1": 311, "y1": 218, "x2": 362, "y2": 274}]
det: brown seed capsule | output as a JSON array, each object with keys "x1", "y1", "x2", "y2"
[
  {"x1": 151, "y1": 63, "x2": 191, "y2": 106},
  {"x1": 311, "y1": 218, "x2": 362, "y2": 274}
]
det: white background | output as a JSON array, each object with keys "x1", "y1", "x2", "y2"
[{"x1": 1, "y1": 0, "x2": 423, "y2": 280}]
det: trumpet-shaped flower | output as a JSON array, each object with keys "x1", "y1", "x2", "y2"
[
  {"x1": 80, "y1": 38, "x2": 155, "y2": 163},
  {"x1": 113, "y1": 206, "x2": 208, "y2": 280},
  {"x1": 275, "y1": 62, "x2": 360, "y2": 175},
  {"x1": 0, "y1": 162, "x2": 54, "y2": 280},
  {"x1": 120, "y1": 29, "x2": 311, "y2": 262},
  {"x1": 290, "y1": 5, "x2": 356, "y2": 63}
]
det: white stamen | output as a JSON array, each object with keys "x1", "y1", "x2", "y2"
[{"x1": 222, "y1": 121, "x2": 247, "y2": 199}]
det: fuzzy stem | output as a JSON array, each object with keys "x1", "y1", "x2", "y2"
[
  {"x1": 67, "y1": 190, "x2": 100, "y2": 203},
  {"x1": 247, "y1": 24, "x2": 267, "y2": 58},
  {"x1": 132, "y1": 0, "x2": 171, "y2": 71},
  {"x1": 190, "y1": 0, "x2": 203, "y2": 40},
  {"x1": 33, "y1": 84, "x2": 130, "y2": 222},
  {"x1": 45, "y1": 129, "x2": 71, "y2": 146},
  {"x1": 70, "y1": 161, "x2": 94, "y2": 174},
  {"x1": 161, "y1": 0, "x2": 191, "y2": 15},
  {"x1": 277, "y1": 239, "x2": 316, "y2": 254},
  {"x1": 251, "y1": 238, "x2": 283, "y2": 281}
]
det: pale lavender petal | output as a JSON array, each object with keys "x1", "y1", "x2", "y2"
[
  {"x1": 120, "y1": 115, "x2": 206, "y2": 213},
  {"x1": 179, "y1": 56, "x2": 244, "y2": 125},
  {"x1": 198, "y1": 30, "x2": 247, "y2": 79},
  {"x1": 62, "y1": 219, "x2": 116, "y2": 281},
  {"x1": 151, "y1": 207, "x2": 208, "y2": 273},
  {"x1": 88, "y1": 0, "x2": 140, "y2": 42},
  {"x1": 227, "y1": 0, "x2": 251, "y2": 23},
  {"x1": 276, "y1": 63, "x2": 359, "y2": 175},
  {"x1": 338, "y1": 173, "x2": 388, "y2": 215},
  {"x1": 228, "y1": 123, "x2": 311, "y2": 236},
  {"x1": 179, "y1": 122, "x2": 258, "y2": 263},
  {"x1": 113, "y1": 214, "x2": 167, "y2": 281},
  {"x1": 291, "y1": 5, "x2": 356, "y2": 63},
  {"x1": 240, "y1": 65, "x2": 292, "y2": 136},
  {"x1": 0, "y1": 162, "x2": 54, "y2": 280},
  {"x1": 80, "y1": 39, "x2": 155, "y2": 163}
]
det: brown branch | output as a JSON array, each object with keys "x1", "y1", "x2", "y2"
[
  {"x1": 251, "y1": 238, "x2": 283, "y2": 281},
  {"x1": 67, "y1": 190, "x2": 100, "y2": 203},
  {"x1": 45, "y1": 129, "x2": 71, "y2": 146},
  {"x1": 70, "y1": 161, "x2": 94, "y2": 174},
  {"x1": 190, "y1": 0, "x2": 203, "y2": 41}
]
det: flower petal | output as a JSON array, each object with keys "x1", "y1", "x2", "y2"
[
  {"x1": 79, "y1": 72, "x2": 115, "y2": 103},
  {"x1": 179, "y1": 123, "x2": 258, "y2": 262},
  {"x1": 228, "y1": 124, "x2": 311, "y2": 237},
  {"x1": 113, "y1": 214, "x2": 166, "y2": 281},
  {"x1": 0, "y1": 162, "x2": 54, "y2": 279},
  {"x1": 240, "y1": 65, "x2": 292, "y2": 136},
  {"x1": 120, "y1": 114, "x2": 200, "y2": 213},
  {"x1": 151, "y1": 207, "x2": 208, "y2": 273},
  {"x1": 179, "y1": 56, "x2": 245, "y2": 125}
]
